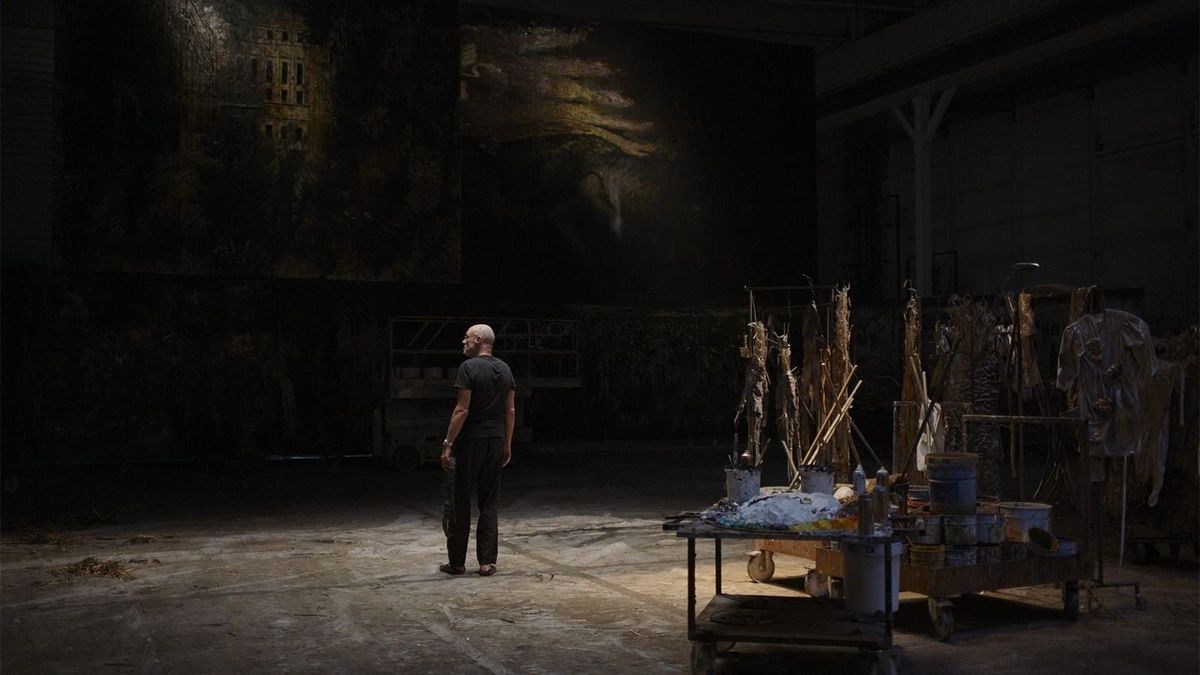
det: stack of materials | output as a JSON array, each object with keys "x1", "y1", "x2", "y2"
[{"x1": 905, "y1": 452, "x2": 1067, "y2": 565}]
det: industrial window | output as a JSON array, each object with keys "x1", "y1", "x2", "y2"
[
  {"x1": 280, "y1": 89, "x2": 287, "y2": 102},
  {"x1": 281, "y1": 62, "x2": 288, "y2": 82},
  {"x1": 296, "y1": 90, "x2": 304, "y2": 105},
  {"x1": 266, "y1": 60, "x2": 273, "y2": 82},
  {"x1": 264, "y1": 87, "x2": 271, "y2": 101},
  {"x1": 265, "y1": 124, "x2": 273, "y2": 137},
  {"x1": 267, "y1": 30, "x2": 273, "y2": 40},
  {"x1": 280, "y1": 127, "x2": 286, "y2": 139},
  {"x1": 251, "y1": 58, "x2": 258, "y2": 80},
  {"x1": 282, "y1": 31, "x2": 289, "y2": 42},
  {"x1": 296, "y1": 63, "x2": 303, "y2": 84},
  {"x1": 295, "y1": 127, "x2": 303, "y2": 141}
]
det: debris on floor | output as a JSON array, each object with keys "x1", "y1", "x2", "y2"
[{"x1": 50, "y1": 557, "x2": 133, "y2": 580}]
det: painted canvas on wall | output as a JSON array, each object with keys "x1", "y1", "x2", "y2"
[
  {"x1": 459, "y1": 11, "x2": 814, "y2": 304},
  {"x1": 55, "y1": 0, "x2": 460, "y2": 282}
]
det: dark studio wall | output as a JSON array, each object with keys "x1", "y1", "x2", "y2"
[
  {"x1": 2, "y1": 1, "x2": 819, "y2": 472},
  {"x1": 2, "y1": 0, "x2": 464, "y2": 471},
  {"x1": 459, "y1": 11, "x2": 816, "y2": 305}
]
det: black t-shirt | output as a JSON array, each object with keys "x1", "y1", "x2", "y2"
[{"x1": 454, "y1": 355, "x2": 516, "y2": 438}]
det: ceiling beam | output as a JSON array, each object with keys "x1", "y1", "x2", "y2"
[
  {"x1": 816, "y1": 0, "x2": 1196, "y2": 131},
  {"x1": 815, "y1": 0, "x2": 1079, "y2": 96}
]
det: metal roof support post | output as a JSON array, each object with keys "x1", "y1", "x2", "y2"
[{"x1": 891, "y1": 88, "x2": 954, "y2": 296}]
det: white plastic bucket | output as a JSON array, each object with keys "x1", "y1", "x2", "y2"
[
  {"x1": 999, "y1": 502, "x2": 1053, "y2": 542},
  {"x1": 843, "y1": 540, "x2": 903, "y2": 619}
]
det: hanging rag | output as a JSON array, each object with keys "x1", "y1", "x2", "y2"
[{"x1": 1057, "y1": 309, "x2": 1158, "y2": 480}]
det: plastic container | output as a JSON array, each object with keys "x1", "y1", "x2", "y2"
[
  {"x1": 797, "y1": 465, "x2": 836, "y2": 494},
  {"x1": 926, "y1": 453, "x2": 979, "y2": 515},
  {"x1": 976, "y1": 512, "x2": 1005, "y2": 544},
  {"x1": 943, "y1": 515, "x2": 979, "y2": 545},
  {"x1": 843, "y1": 540, "x2": 904, "y2": 619},
  {"x1": 724, "y1": 467, "x2": 761, "y2": 504},
  {"x1": 999, "y1": 502, "x2": 1053, "y2": 542},
  {"x1": 976, "y1": 545, "x2": 1002, "y2": 565},
  {"x1": 909, "y1": 514, "x2": 942, "y2": 545},
  {"x1": 944, "y1": 545, "x2": 977, "y2": 567},
  {"x1": 910, "y1": 543, "x2": 945, "y2": 567}
]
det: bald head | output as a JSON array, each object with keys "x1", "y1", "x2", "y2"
[
  {"x1": 468, "y1": 324, "x2": 495, "y2": 346},
  {"x1": 462, "y1": 323, "x2": 496, "y2": 357}
]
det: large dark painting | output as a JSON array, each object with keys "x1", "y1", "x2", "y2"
[
  {"x1": 459, "y1": 11, "x2": 815, "y2": 304},
  {"x1": 55, "y1": 0, "x2": 460, "y2": 282}
]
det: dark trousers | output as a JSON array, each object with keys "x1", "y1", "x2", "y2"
[{"x1": 447, "y1": 436, "x2": 503, "y2": 567}]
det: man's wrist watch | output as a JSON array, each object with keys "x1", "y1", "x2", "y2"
[{"x1": 442, "y1": 439, "x2": 453, "y2": 448}]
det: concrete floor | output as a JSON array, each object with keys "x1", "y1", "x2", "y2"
[{"x1": 2, "y1": 443, "x2": 1197, "y2": 674}]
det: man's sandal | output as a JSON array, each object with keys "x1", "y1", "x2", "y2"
[
  {"x1": 439, "y1": 563, "x2": 466, "y2": 575},
  {"x1": 478, "y1": 564, "x2": 496, "y2": 577}
]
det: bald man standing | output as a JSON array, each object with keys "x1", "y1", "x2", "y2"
[{"x1": 439, "y1": 324, "x2": 516, "y2": 577}]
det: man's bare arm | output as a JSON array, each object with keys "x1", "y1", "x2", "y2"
[
  {"x1": 502, "y1": 389, "x2": 516, "y2": 468},
  {"x1": 441, "y1": 388, "x2": 472, "y2": 470}
]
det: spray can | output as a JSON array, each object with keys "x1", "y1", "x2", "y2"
[{"x1": 873, "y1": 467, "x2": 890, "y2": 526}]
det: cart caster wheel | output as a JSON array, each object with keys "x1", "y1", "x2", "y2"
[
  {"x1": 1134, "y1": 593, "x2": 1148, "y2": 610},
  {"x1": 867, "y1": 652, "x2": 899, "y2": 675},
  {"x1": 747, "y1": 551, "x2": 775, "y2": 583},
  {"x1": 1063, "y1": 582, "x2": 1080, "y2": 621},
  {"x1": 928, "y1": 598, "x2": 955, "y2": 642},
  {"x1": 690, "y1": 642, "x2": 716, "y2": 675}
]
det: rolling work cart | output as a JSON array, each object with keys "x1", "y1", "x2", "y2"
[{"x1": 664, "y1": 520, "x2": 901, "y2": 675}]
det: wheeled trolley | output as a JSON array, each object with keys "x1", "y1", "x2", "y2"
[
  {"x1": 813, "y1": 548, "x2": 1084, "y2": 641},
  {"x1": 666, "y1": 521, "x2": 901, "y2": 675}
]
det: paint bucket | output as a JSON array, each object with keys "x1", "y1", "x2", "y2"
[
  {"x1": 942, "y1": 515, "x2": 978, "y2": 545},
  {"x1": 944, "y1": 545, "x2": 977, "y2": 567},
  {"x1": 976, "y1": 512, "x2": 1005, "y2": 545},
  {"x1": 910, "y1": 544, "x2": 944, "y2": 567},
  {"x1": 907, "y1": 485, "x2": 930, "y2": 512},
  {"x1": 725, "y1": 467, "x2": 761, "y2": 504},
  {"x1": 843, "y1": 540, "x2": 904, "y2": 619},
  {"x1": 1002, "y1": 541, "x2": 1028, "y2": 561},
  {"x1": 909, "y1": 514, "x2": 942, "y2": 545},
  {"x1": 797, "y1": 465, "x2": 836, "y2": 494},
  {"x1": 999, "y1": 502, "x2": 1053, "y2": 542},
  {"x1": 976, "y1": 545, "x2": 1002, "y2": 565},
  {"x1": 926, "y1": 453, "x2": 978, "y2": 515}
]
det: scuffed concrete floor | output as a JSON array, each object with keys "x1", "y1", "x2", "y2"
[{"x1": 2, "y1": 443, "x2": 1197, "y2": 674}]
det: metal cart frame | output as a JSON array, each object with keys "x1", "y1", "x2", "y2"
[{"x1": 666, "y1": 521, "x2": 901, "y2": 675}]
